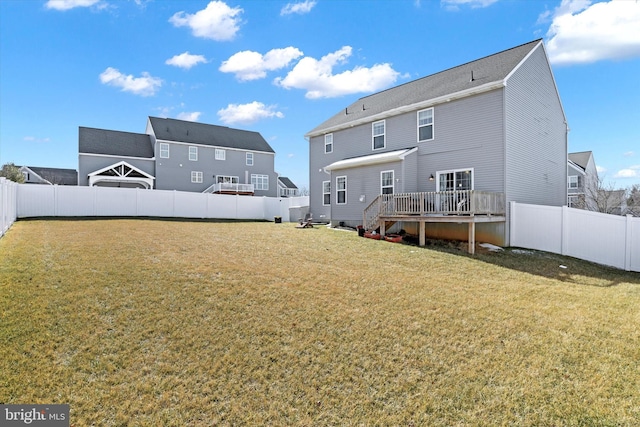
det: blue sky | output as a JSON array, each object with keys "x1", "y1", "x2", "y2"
[{"x1": 1, "y1": 0, "x2": 639, "y2": 191}]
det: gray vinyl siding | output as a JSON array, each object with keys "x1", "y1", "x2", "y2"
[
  {"x1": 505, "y1": 44, "x2": 567, "y2": 208},
  {"x1": 309, "y1": 90, "x2": 507, "y2": 224},
  {"x1": 155, "y1": 141, "x2": 277, "y2": 196},
  {"x1": 78, "y1": 154, "x2": 155, "y2": 186},
  {"x1": 415, "y1": 91, "x2": 505, "y2": 193},
  {"x1": 329, "y1": 160, "x2": 405, "y2": 227}
]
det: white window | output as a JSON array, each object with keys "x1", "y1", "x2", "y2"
[
  {"x1": 160, "y1": 143, "x2": 169, "y2": 158},
  {"x1": 246, "y1": 152, "x2": 254, "y2": 166},
  {"x1": 189, "y1": 146, "x2": 198, "y2": 161},
  {"x1": 418, "y1": 108, "x2": 434, "y2": 142},
  {"x1": 568, "y1": 175, "x2": 579, "y2": 189},
  {"x1": 216, "y1": 175, "x2": 239, "y2": 184},
  {"x1": 336, "y1": 176, "x2": 347, "y2": 204},
  {"x1": 324, "y1": 134, "x2": 333, "y2": 153},
  {"x1": 251, "y1": 174, "x2": 269, "y2": 190},
  {"x1": 322, "y1": 181, "x2": 331, "y2": 205},
  {"x1": 381, "y1": 170, "x2": 394, "y2": 194},
  {"x1": 437, "y1": 168, "x2": 473, "y2": 191},
  {"x1": 372, "y1": 120, "x2": 385, "y2": 150},
  {"x1": 215, "y1": 149, "x2": 226, "y2": 160},
  {"x1": 191, "y1": 171, "x2": 203, "y2": 183}
]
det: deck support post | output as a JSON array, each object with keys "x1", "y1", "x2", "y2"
[
  {"x1": 380, "y1": 221, "x2": 386, "y2": 236},
  {"x1": 419, "y1": 221, "x2": 425, "y2": 246},
  {"x1": 468, "y1": 221, "x2": 475, "y2": 254}
]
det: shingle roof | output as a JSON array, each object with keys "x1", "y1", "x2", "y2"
[
  {"x1": 278, "y1": 176, "x2": 298, "y2": 189},
  {"x1": 23, "y1": 166, "x2": 78, "y2": 185},
  {"x1": 148, "y1": 117, "x2": 275, "y2": 153},
  {"x1": 79, "y1": 127, "x2": 154, "y2": 158},
  {"x1": 568, "y1": 151, "x2": 592, "y2": 171},
  {"x1": 306, "y1": 39, "x2": 542, "y2": 137}
]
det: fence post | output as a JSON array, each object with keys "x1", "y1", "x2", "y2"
[
  {"x1": 1, "y1": 178, "x2": 6, "y2": 236},
  {"x1": 561, "y1": 206, "x2": 569, "y2": 256},
  {"x1": 625, "y1": 214, "x2": 632, "y2": 271},
  {"x1": 509, "y1": 201, "x2": 517, "y2": 247}
]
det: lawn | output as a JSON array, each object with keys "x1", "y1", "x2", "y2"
[{"x1": 1, "y1": 219, "x2": 639, "y2": 426}]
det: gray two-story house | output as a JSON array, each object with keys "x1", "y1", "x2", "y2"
[
  {"x1": 79, "y1": 117, "x2": 278, "y2": 197},
  {"x1": 306, "y1": 39, "x2": 568, "y2": 249},
  {"x1": 567, "y1": 151, "x2": 598, "y2": 210}
]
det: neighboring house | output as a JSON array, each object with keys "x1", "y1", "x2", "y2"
[
  {"x1": 79, "y1": 117, "x2": 278, "y2": 196},
  {"x1": 305, "y1": 39, "x2": 568, "y2": 248},
  {"x1": 20, "y1": 166, "x2": 78, "y2": 185},
  {"x1": 277, "y1": 176, "x2": 299, "y2": 197},
  {"x1": 567, "y1": 151, "x2": 598, "y2": 210}
]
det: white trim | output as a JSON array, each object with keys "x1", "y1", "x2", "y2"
[
  {"x1": 189, "y1": 146, "x2": 198, "y2": 161},
  {"x1": 417, "y1": 108, "x2": 434, "y2": 142},
  {"x1": 336, "y1": 175, "x2": 347, "y2": 205},
  {"x1": 324, "y1": 133, "x2": 333, "y2": 154},
  {"x1": 191, "y1": 171, "x2": 203, "y2": 183},
  {"x1": 324, "y1": 147, "x2": 417, "y2": 172},
  {"x1": 79, "y1": 152, "x2": 155, "y2": 162},
  {"x1": 305, "y1": 81, "x2": 505, "y2": 138},
  {"x1": 436, "y1": 168, "x2": 474, "y2": 191},
  {"x1": 154, "y1": 138, "x2": 275, "y2": 155},
  {"x1": 322, "y1": 180, "x2": 331, "y2": 206},
  {"x1": 372, "y1": 120, "x2": 385, "y2": 150},
  {"x1": 159, "y1": 143, "x2": 170, "y2": 158},
  {"x1": 381, "y1": 170, "x2": 394, "y2": 194},
  {"x1": 87, "y1": 160, "x2": 155, "y2": 189}
]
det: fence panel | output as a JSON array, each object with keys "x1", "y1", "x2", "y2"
[
  {"x1": 15, "y1": 185, "x2": 310, "y2": 224},
  {"x1": 511, "y1": 201, "x2": 639, "y2": 272},
  {"x1": 565, "y1": 208, "x2": 628, "y2": 269},
  {"x1": 1, "y1": 178, "x2": 18, "y2": 238},
  {"x1": 510, "y1": 203, "x2": 562, "y2": 254},
  {"x1": 631, "y1": 219, "x2": 640, "y2": 272}
]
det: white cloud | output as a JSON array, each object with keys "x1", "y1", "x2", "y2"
[
  {"x1": 220, "y1": 47, "x2": 304, "y2": 81},
  {"x1": 614, "y1": 165, "x2": 640, "y2": 179},
  {"x1": 545, "y1": 0, "x2": 640, "y2": 65},
  {"x1": 217, "y1": 101, "x2": 284, "y2": 125},
  {"x1": 176, "y1": 112, "x2": 202, "y2": 122},
  {"x1": 99, "y1": 67, "x2": 162, "y2": 96},
  {"x1": 624, "y1": 151, "x2": 635, "y2": 157},
  {"x1": 169, "y1": 1, "x2": 243, "y2": 41},
  {"x1": 274, "y1": 46, "x2": 400, "y2": 99},
  {"x1": 441, "y1": 0, "x2": 498, "y2": 11},
  {"x1": 23, "y1": 136, "x2": 51, "y2": 143},
  {"x1": 280, "y1": 1, "x2": 316, "y2": 16},
  {"x1": 166, "y1": 52, "x2": 208, "y2": 69},
  {"x1": 596, "y1": 165, "x2": 607, "y2": 175},
  {"x1": 45, "y1": 0, "x2": 103, "y2": 10}
]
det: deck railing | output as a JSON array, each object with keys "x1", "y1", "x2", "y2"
[
  {"x1": 203, "y1": 183, "x2": 254, "y2": 194},
  {"x1": 364, "y1": 190, "x2": 505, "y2": 230}
]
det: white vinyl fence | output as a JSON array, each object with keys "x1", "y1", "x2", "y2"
[
  {"x1": 510, "y1": 201, "x2": 640, "y2": 272},
  {"x1": 0, "y1": 178, "x2": 18, "y2": 238},
  {"x1": 16, "y1": 184, "x2": 309, "y2": 223}
]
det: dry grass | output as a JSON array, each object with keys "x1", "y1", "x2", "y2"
[{"x1": 1, "y1": 219, "x2": 639, "y2": 426}]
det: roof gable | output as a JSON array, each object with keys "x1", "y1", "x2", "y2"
[
  {"x1": 148, "y1": 117, "x2": 275, "y2": 153},
  {"x1": 307, "y1": 39, "x2": 542, "y2": 137},
  {"x1": 278, "y1": 176, "x2": 297, "y2": 189},
  {"x1": 79, "y1": 127, "x2": 154, "y2": 158},
  {"x1": 568, "y1": 151, "x2": 593, "y2": 171}
]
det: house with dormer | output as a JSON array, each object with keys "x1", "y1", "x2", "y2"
[
  {"x1": 306, "y1": 39, "x2": 568, "y2": 249},
  {"x1": 78, "y1": 117, "x2": 279, "y2": 197}
]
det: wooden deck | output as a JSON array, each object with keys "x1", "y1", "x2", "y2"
[{"x1": 364, "y1": 191, "x2": 506, "y2": 254}]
